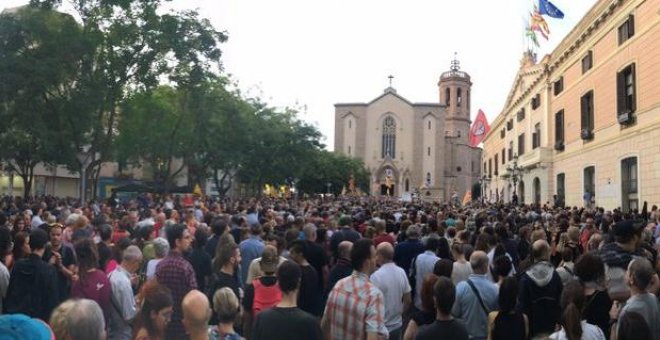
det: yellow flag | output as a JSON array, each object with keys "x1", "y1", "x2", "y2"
[{"x1": 462, "y1": 191, "x2": 472, "y2": 206}]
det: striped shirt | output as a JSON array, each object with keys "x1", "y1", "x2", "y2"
[{"x1": 323, "y1": 271, "x2": 388, "y2": 340}]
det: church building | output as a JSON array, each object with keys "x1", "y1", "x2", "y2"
[{"x1": 334, "y1": 59, "x2": 482, "y2": 201}]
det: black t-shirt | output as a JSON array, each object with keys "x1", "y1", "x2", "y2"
[
  {"x1": 412, "y1": 309, "x2": 436, "y2": 328},
  {"x1": 415, "y1": 319, "x2": 469, "y2": 340},
  {"x1": 208, "y1": 271, "x2": 241, "y2": 324},
  {"x1": 185, "y1": 248, "x2": 212, "y2": 293},
  {"x1": 298, "y1": 264, "x2": 321, "y2": 316},
  {"x1": 251, "y1": 307, "x2": 323, "y2": 340},
  {"x1": 43, "y1": 244, "x2": 76, "y2": 302},
  {"x1": 303, "y1": 241, "x2": 327, "y2": 289},
  {"x1": 583, "y1": 289, "x2": 613, "y2": 339}
]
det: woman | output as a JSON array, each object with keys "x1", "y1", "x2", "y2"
[
  {"x1": 11, "y1": 232, "x2": 30, "y2": 265},
  {"x1": 11, "y1": 217, "x2": 27, "y2": 235},
  {"x1": 134, "y1": 280, "x2": 174, "y2": 340},
  {"x1": 209, "y1": 287, "x2": 242, "y2": 340},
  {"x1": 574, "y1": 253, "x2": 612, "y2": 338},
  {"x1": 488, "y1": 277, "x2": 528, "y2": 340},
  {"x1": 70, "y1": 237, "x2": 112, "y2": 322},
  {"x1": 549, "y1": 280, "x2": 605, "y2": 340},
  {"x1": 146, "y1": 237, "x2": 170, "y2": 279},
  {"x1": 451, "y1": 242, "x2": 472, "y2": 284},
  {"x1": 403, "y1": 274, "x2": 439, "y2": 340}
]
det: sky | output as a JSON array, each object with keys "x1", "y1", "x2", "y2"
[{"x1": 1, "y1": 0, "x2": 597, "y2": 149}]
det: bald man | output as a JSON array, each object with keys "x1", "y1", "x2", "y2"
[
  {"x1": 370, "y1": 242, "x2": 411, "y2": 340},
  {"x1": 325, "y1": 241, "x2": 354, "y2": 301},
  {"x1": 182, "y1": 290, "x2": 212, "y2": 340},
  {"x1": 451, "y1": 250, "x2": 498, "y2": 340},
  {"x1": 518, "y1": 240, "x2": 563, "y2": 338}
]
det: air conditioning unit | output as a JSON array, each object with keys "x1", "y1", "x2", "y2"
[
  {"x1": 554, "y1": 141, "x2": 564, "y2": 151},
  {"x1": 580, "y1": 129, "x2": 593, "y2": 140},
  {"x1": 617, "y1": 112, "x2": 635, "y2": 125}
]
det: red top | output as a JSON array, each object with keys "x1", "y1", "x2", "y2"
[
  {"x1": 252, "y1": 279, "x2": 281, "y2": 317},
  {"x1": 373, "y1": 233, "x2": 396, "y2": 247}
]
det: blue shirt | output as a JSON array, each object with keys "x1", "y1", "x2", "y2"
[
  {"x1": 451, "y1": 274, "x2": 499, "y2": 340},
  {"x1": 393, "y1": 239, "x2": 424, "y2": 275},
  {"x1": 239, "y1": 236, "x2": 265, "y2": 286}
]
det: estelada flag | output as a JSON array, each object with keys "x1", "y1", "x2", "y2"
[{"x1": 469, "y1": 109, "x2": 490, "y2": 147}]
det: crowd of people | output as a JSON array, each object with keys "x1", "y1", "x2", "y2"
[{"x1": 0, "y1": 194, "x2": 659, "y2": 340}]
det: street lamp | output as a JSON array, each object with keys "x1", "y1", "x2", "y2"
[
  {"x1": 326, "y1": 182, "x2": 332, "y2": 195},
  {"x1": 76, "y1": 144, "x2": 92, "y2": 203},
  {"x1": 506, "y1": 154, "x2": 523, "y2": 203},
  {"x1": 480, "y1": 175, "x2": 491, "y2": 204}
]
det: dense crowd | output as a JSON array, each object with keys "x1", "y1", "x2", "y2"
[{"x1": 0, "y1": 194, "x2": 659, "y2": 340}]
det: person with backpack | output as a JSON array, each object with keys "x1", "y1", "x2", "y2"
[
  {"x1": 556, "y1": 247, "x2": 576, "y2": 286},
  {"x1": 241, "y1": 245, "x2": 282, "y2": 339},
  {"x1": 4, "y1": 228, "x2": 59, "y2": 320}
]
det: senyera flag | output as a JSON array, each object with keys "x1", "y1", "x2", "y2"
[{"x1": 469, "y1": 109, "x2": 490, "y2": 147}]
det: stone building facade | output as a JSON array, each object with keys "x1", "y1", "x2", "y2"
[
  {"x1": 481, "y1": 0, "x2": 660, "y2": 210},
  {"x1": 334, "y1": 63, "x2": 482, "y2": 201}
]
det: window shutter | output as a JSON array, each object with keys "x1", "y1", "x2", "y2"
[
  {"x1": 630, "y1": 63, "x2": 636, "y2": 112},
  {"x1": 617, "y1": 69, "x2": 626, "y2": 114},
  {"x1": 581, "y1": 95, "x2": 588, "y2": 130},
  {"x1": 629, "y1": 15, "x2": 635, "y2": 37}
]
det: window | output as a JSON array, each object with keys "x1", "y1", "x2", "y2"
[
  {"x1": 428, "y1": 120, "x2": 431, "y2": 129},
  {"x1": 518, "y1": 133, "x2": 525, "y2": 156},
  {"x1": 426, "y1": 172, "x2": 432, "y2": 186},
  {"x1": 622, "y1": 157, "x2": 638, "y2": 212},
  {"x1": 554, "y1": 76, "x2": 564, "y2": 96},
  {"x1": 555, "y1": 110, "x2": 565, "y2": 144},
  {"x1": 501, "y1": 149, "x2": 505, "y2": 164},
  {"x1": 532, "y1": 123, "x2": 541, "y2": 149},
  {"x1": 467, "y1": 90, "x2": 470, "y2": 111},
  {"x1": 494, "y1": 154, "x2": 499, "y2": 176},
  {"x1": 457, "y1": 88, "x2": 462, "y2": 107},
  {"x1": 617, "y1": 63, "x2": 636, "y2": 115},
  {"x1": 506, "y1": 119, "x2": 513, "y2": 131},
  {"x1": 457, "y1": 130, "x2": 461, "y2": 137},
  {"x1": 348, "y1": 146, "x2": 351, "y2": 155},
  {"x1": 471, "y1": 161, "x2": 475, "y2": 172},
  {"x1": 488, "y1": 159, "x2": 492, "y2": 178},
  {"x1": 618, "y1": 15, "x2": 635, "y2": 45},
  {"x1": 381, "y1": 116, "x2": 396, "y2": 158},
  {"x1": 557, "y1": 173, "x2": 565, "y2": 206},
  {"x1": 427, "y1": 147, "x2": 431, "y2": 156},
  {"x1": 483, "y1": 162, "x2": 487, "y2": 174},
  {"x1": 500, "y1": 129, "x2": 505, "y2": 139},
  {"x1": 348, "y1": 120, "x2": 352, "y2": 129},
  {"x1": 445, "y1": 88, "x2": 450, "y2": 106},
  {"x1": 457, "y1": 166, "x2": 462, "y2": 172},
  {"x1": 517, "y1": 108, "x2": 525, "y2": 122},
  {"x1": 508, "y1": 141, "x2": 513, "y2": 161},
  {"x1": 582, "y1": 51, "x2": 593, "y2": 74},
  {"x1": 584, "y1": 166, "x2": 596, "y2": 203},
  {"x1": 581, "y1": 90, "x2": 595, "y2": 138},
  {"x1": 531, "y1": 94, "x2": 541, "y2": 110},
  {"x1": 405, "y1": 179, "x2": 410, "y2": 192}
]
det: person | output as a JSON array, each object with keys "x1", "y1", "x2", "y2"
[
  {"x1": 0, "y1": 313, "x2": 55, "y2": 339},
  {"x1": 611, "y1": 258, "x2": 660, "y2": 339},
  {"x1": 205, "y1": 218, "x2": 228, "y2": 258},
  {"x1": 549, "y1": 280, "x2": 605, "y2": 340},
  {"x1": 413, "y1": 238, "x2": 440, "y2": 310},
  {"x1": 325, "y1": 240, "x2": 353, "y2": 298},
  {"x1": 415, "y1": 277, "x2": 469, "y2": 340},
  {"x1": 70, "y1": 237, "x2": 112, "y2": 323},
  {"x1": 49, "y1": 299, "x2": 106, "y2": 340},
  {"x1": 491, "y1": 255, "x2": 513, "y2": 286},
  {"x1": 108, "y1": 245, "x2": 143, "y2": 340},
  {"x1": 488, "y1": 277, "x2": 528, "y2": 340},
  {"x1": 252, "y1": 261, "x2": 323, "y2": 340},
  {"x1": 451, "y1": 242, "x2": 472, "y2": 284},
  {"x1": 616, "y1": 311, "x2": 652, "y2": 340},
  {"x1": 207, "y1": 239, "x2": 242, "y2": 324},
  {"x1": 370, "y1": 242, "x2": 411, "y2": 340},
  {"x1": 288, "y1": 240, "x2": 321, "y2": 316},
  {"x1": 242, "y1": 245, "x2": 282, "y2": 338},
  {"x1": 517, "y1": 240, "x2": 563, "y2": 338},
  {"x1": 43, "y1": 223, "x2": 77, "y2": 302},
  {"x1": 4, "y1": 228, "x2": 59, "y2": 321},
  {"x1": 146, "y1": 238, "x2": 170, "y2": 280},
  {"x1": 302, "y1": 224, "x2": 329, "y2": 289},
  {"x1": 97, "y1": 224, "x2": 114, "y2": 272},
  {"x1": 329, "y1": 216, "x2": 361, "y2": 260},
  {"x1": 393, "y1": 224, "x2": 424, "y2": 276},
  {"x1": 208, "y1": 287, "x2": 242, "y2": 340},
  {"x1": 181, "y1": 290, "x2": 212, "y2": 340},
  {"x1": 322, "y1": 238, "x2": 388, "y2": 340},
  {"x1": 599, "y1": 220, "x2": 646, "y2": 301},
  {"x1": 0, "y1": 226, "x2": 11, "y2": 314},
  {"x1": 134, "y1": 280, "x2": 173, "y2": 340},
  {"x1": 239, "y1": 224, "x2": 265, "y2": 286},
  {"x1": 156, "y1": 223, "x2": 198, "y2": 340},
  {"x1": 403, "y1": 274, "x2": 439, "y2": 340},
  {"x1": 556, "y1": 247, "x2": 575, "y2": 286},
  {"x1": 185, "y1": 228, "x2": 213, "y2": 293},
  {"x1": 451, "y1": 250, "x2": 499, "y2": 340},
  {"x1": 574, "y1": 253, "x2": 612, "y2": 338},
  {"x1": 373, "y1": 219, "x2": 395, "y2": 246},
  {"x1": 246, "y1": 234, "x2": 287, "y2": 283}
]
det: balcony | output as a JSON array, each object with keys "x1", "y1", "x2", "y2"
[{"x1": 517, "y1": 147, "x2": 553, "y2": 169}]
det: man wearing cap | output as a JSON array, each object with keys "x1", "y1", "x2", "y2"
[
  {"x1": 394, "y1": 224, "x2": 425, "y2": 276},
  {"x1": 600, "y1": 219, "x2": 647, "y2": 301},
  {"x1": 242, "y1": 245, "x2": 282, "y2": 339}
]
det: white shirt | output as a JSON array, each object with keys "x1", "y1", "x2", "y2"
[
  {"x1": 108, "y1": 266, "x2": 137, "y2": 340},
  {"x1": 0, "y1": 261, "x2": 9, "y2": 315},
  {"x1": 452, "y1": 260, "x2": 473, "y2": 284},
  {"x1": 549, "y1": 321, "x2": 605, "y2": 340},
  {"x1": 145, "y1": 259, "x2": 162, "y2": 280},
  {"x1": 414, "y1": 250, "x2": 439, "y2": 309},
  {"x1": 370, "y1": 262, "x2": 411, "y2": 331}
]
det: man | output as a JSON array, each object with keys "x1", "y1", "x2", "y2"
[
  {"x1": 517, "y1": 240, "x2": 563, "y2": 338},
  {"x1": 370, "y1": 242, "x2": 411, "y2": 340},
  {"x1": 322, "y1": 238, "x2": 388, "y2": 340},
  {"x1": 325, "y1": 241, "x2": 353, "y2": 298},
  {"x1": 329, "y1": 216, "x2": 360, "y2": 261},
  {"x1": 413, "y1": 237, "x2": 440, "y2": 310},
  {"x1": 302, "y1": 224, "x2": 329, "y2": 291},
  {"x1": 108, "y1": 245, "x2": 142, "y2": 340},
  {"x1": 288, "y1": 240, "x2": 321, "y2": 316},
  {"x1": 242, "y1": 245, "x2": 282, "y2": 339},
  {"x1": 600, "y1": 220, "x2": 647, "y2": 301},
  {"x1": 182, "y1": 290, "x2": 212, "y2": 340},
  {"x1": 43, "y1": 223, "x2": 77, "y2": 302},
  {"x1": 612, "y1": 258, "x2": 660, "y2": 339},
  {"x1": 451, "y1": 251, "x2": 498, "y2": 340},
  {"x1": 240, "y1": 224, "x2": 265, "y2": 286},
  {"x1": 252, "y1": 261, "x2": 323, "y2": 340},
  {"x1": 156, "y1": 224, "x2": 198, "y2": 340},
  {"x1": 246, "y1": 234, "x2": 287, "y2": 283},
  {"x1": 207, "y1": 239, "x2": 241, "y2": 325},
  {"x1": 416, "y1": 277, "x2": 468, "y2": 340},
  {"x1": 580, "y1": 217, "x2": 596, "y2": 250},
  {"x1": 372, "y1": 219, "x2": 395, "y2": 247},
  {"x1": 4, "y1": 228, "x2": 59, "y2": 321},
  {"x1": 393, "y1": 224, "x2": 424, "y2": 276},
  {"x1": 205, "y1": 217, "x2": 228, "y2": 258},
  {"x1": 49, "y1": 299, "x2": 106, "y2": 340}
]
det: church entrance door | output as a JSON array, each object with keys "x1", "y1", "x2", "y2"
[{"x1": 380, "y1": 184, "x2": 395, "y2": 196}]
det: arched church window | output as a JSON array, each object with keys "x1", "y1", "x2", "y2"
[
  {"x1": 426, "y1": 172, "x2": 431, "y2": 186},
  {"x1": 405, "y1": 179, "x2": 410, "y2": 192},
  {"x1": 428, "y1": 121, "x2": 431, "y2": 130},
  {"x1": 457, "y1": 88, "x2": 462, "y2": 107},
  {"x1": 457, "y1": 130, "x2": 461, "y2": 137},
  {"x1": 381, "y1": 116, "x2": 396, "y2": 158},
  {"x1": 427, "y1": 147, "x2": 431, "y2": 156},
  {"x1": 445, "y1": 88, "x2": 450, "y2": 106},
  {"x1": 348, "y1": 120, "x2": 352, "y2": 129}
]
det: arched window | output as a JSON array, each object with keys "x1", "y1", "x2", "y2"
[
  {"x1": 428, "y1": 120, "x2": 431, "y2": 130},
  {"x1": 426, "y1": 172, "x2": 431, "y2": 186},
  {"x1": 457, "y1": 88, "x2": 462, "y2": 107},
  {"x1": 445, "y1": 88, "x2": 451, "y2": 106},
  {"x1": 405, "y1": 179, "x2": 410, "y2": 192},
  {"x1": 381, "y1": 116, "x2": 396, "y2": 158},
  {"x1": 348, "y1": 120, "x2": 352, "y2": 129}
]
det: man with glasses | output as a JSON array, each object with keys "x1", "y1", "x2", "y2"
[{"x1": 156, "y1": 224, "x2": 197, "y2": 340}]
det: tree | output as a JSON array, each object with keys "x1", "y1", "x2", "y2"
[{"x1": 297, "y1": 150, "x2": 370, "y2": 195}]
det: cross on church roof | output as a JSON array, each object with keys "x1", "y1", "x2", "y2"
[
  {"x1": 450, "y1": 52, "x2": 460, "y2": 71},
  {"x1": 388, "y1": 75, "x2": 394, "y2": 87}
]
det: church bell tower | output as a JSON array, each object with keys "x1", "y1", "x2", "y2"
[{"x1": 438, "y1": 54, "x2": 472, "y2": 143}]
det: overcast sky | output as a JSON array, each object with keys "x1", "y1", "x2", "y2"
[{"x1": 2, "y1": 0, "x2": 597, "y2": 149}]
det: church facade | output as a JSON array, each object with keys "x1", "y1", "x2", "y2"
[{"x1": 334, "y1": 62, "x2": 482, "y2": 201}]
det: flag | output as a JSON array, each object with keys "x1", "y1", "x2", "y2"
[
  {"x1": 538, "y1": 0, "x2": 565, "y2": 19},
  {"x1": 530, "y1": 11, "x2": 550, "y2": 39},
  {"x1": 469, "y1": 109, "x2": 491, "y2": 147},
  {"x1": 462, "y1": 191, "x2": 472, "y2": 206},
  {"x1": 526, "y1": 27, "x2": 540, "y2": 47}
]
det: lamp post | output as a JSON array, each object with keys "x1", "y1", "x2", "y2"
[
  {"x1": 76, "y1": 145, "x2": 92, "y2": 203},
  {"x1": 506, "y1": 154, "x2": 523, "y2": 203},
  {"x1": 480, "y1": 175, "x2": 491, "y2": 204},
  {"x1": 326, "y1": 182, "x2": 332, "y2": 195}
]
